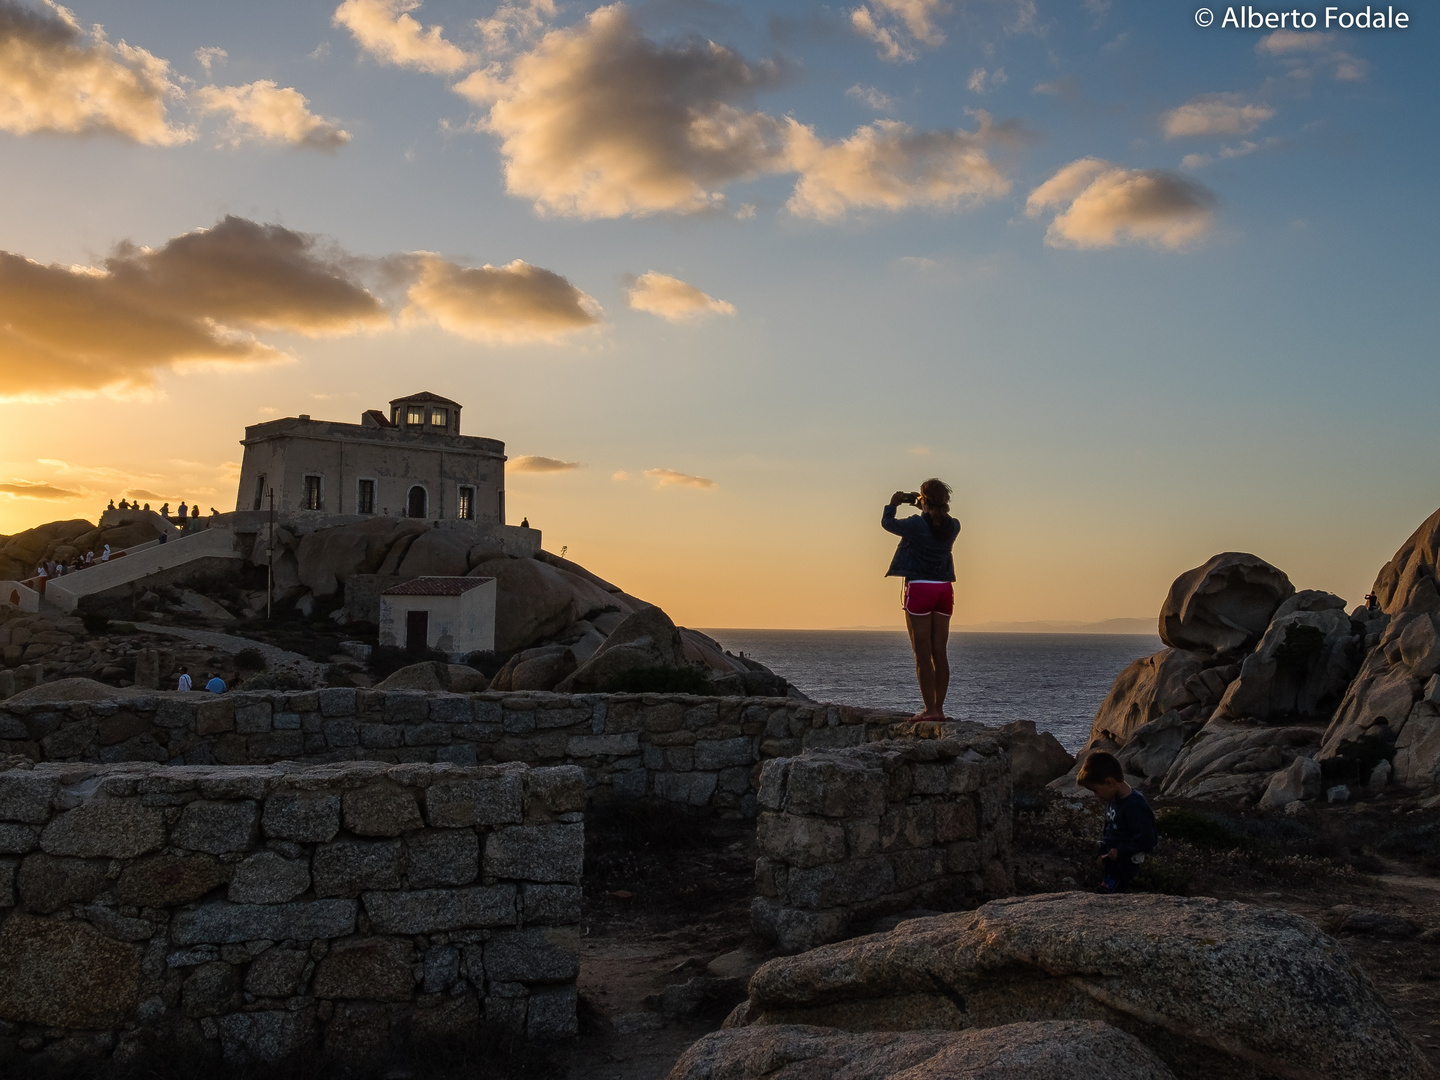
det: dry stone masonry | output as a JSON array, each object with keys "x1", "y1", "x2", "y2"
[
  {"x1": 0, "y1": 759, "x2": 583, "y2": 1069},
  {"x1": 751, "y1": 733, "x2": 1013, "y2": 953},
  {"x1": 0, "y1": 688, "x2": 915, "y2": 816}
]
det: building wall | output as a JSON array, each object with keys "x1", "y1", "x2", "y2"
[
  {"x1": 236, "y1": 422, "x2": 505, "y2": 525},
  {"x1": 379, "y1": 581, "x2": 497, "y2": 657},
  {"x1": 0, "y1": 688, "x2": 931, "y2": 818},
  {"x1": 0, "y1": 760, "x2": 583, "y2": 1068},
  {"x1": 751, "y1": 740, "x2": 1013, "y2": 953}
]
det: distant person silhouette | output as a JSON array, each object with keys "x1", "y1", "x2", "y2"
[
  {"x1": 177, "y1": 667, "x2": 192, "y2": 692},
  {"x1": 177, "y1": 501, "x2": 188, "y2": 521},
  {"x1": 882, "y1": 478, "x2": 961, "y2": 722},
  {"x1": 521, "y1": 517, "x2": 529, "y2": 528}
]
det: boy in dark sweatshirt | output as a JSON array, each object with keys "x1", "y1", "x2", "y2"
[{"x1": 1077, "y1": 751, "x2": 1157, "y2": 893}]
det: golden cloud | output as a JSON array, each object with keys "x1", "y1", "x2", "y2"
[
  {"x1": 851, "y1": 0, "x2": 949, "y2": 62},
  {"x1": 457, "y1": 4, "x2": 790, "y2": 218},
  {"x1": 0, "y1": 0, "x2": 190, "y2": 144},
  {"x1": 510, "y1": 455, "x2": 581, "y2": 473},
  {"x1": 402, "y1": 255, "x2": 602, "y2": 343},
  {"x1": 625, "y1": 272, "x2": 735, "y2": 323},
  {"x1": 458, "y1": 3, "x2": 1011, "y2": 222},
  {"x1": 1026, "y1": 158, "x2": 1215, "y2": 251},
  {"x1": 0, "y1": 480, "x2": 82, "y2": 499},
  {"x1": 785, "y1": 116, "x2": 1011, "y2": 221},
  {"x1": 644, "y1": 468, "x2": 717, "y2": 490},
  {"x1": 332, "y1": 0, "x2": 470, "y2": 73},
  {"x1": 1162, "y1": 95, "x2": 1274, "y2": 139},
  {"x1": 195, "y1": 80, "x2": 350, "y2": 149},
  {"x1": 0, "y1": 216, "x2": 387, "y2": 400}
]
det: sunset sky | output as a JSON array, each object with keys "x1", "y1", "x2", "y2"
[{"x1": 1, "y1": 0, "x2": 1435, "y2": 629}]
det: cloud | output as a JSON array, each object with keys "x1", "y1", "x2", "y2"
[
  {"x1": 850, "y1": 0, "x2": 949, "y2": 62},
  {"x1": 0, "y1": 0, "x2": 190, "y2": 144},
  {"x1": 476, "y1": 0, "x2": 555, "y2": 57},
  {"x1": 644, "y1": 468, "x2": 717, "y2": 490},
  {"x1": 846, "y1": 84, "x2": 896, "y2": 113},
  {"x1": 402, "y1": 254, "x2": 601, "y2": 343},
  {"x1": 124, "y1": 488, "x2": 172, "y2": 502},
  {"x1": 195, "y1": 81, "x2": 350, "y2": 149},
  {"x1": 0, "y1": 480, "x2": 82, "y2": 499},
  {"x1": 332, "y1": 0, "x2": 470, "y2": 73},
  {"x1": 1162, "y1": 94, "x2": 1274, "y2": 138},
  {"x1": 1255, "y1": 30, "x2": 1367, "y2": 81},
  {"x1": 0, "y1": 216, "x2": 388, "y2": 400},
  {"x1": 625, "y1": 271, "x2": 736, "y2": 322},
  {"x1": 784, "y1": 115, "x2": 1012, "y2": 221},
  {"x1": 1026, "y1": 158, "x2": 1216, "y2": 250},
  {"x1": 458, "y1": 4, "x2": 1010, "y2": 222},
  {"x1": 967, "y1": 67, "x2": 1006, "y2": 93},
  {"x1": 194, "y1": 46, "x2": 226, "y2": 73},
  {"x1": 456, "y1": 4, "x2": 791, "y2": 218},
  {"x1": 510, "y1": 455, "x2": 581, "y2": 473},
  {"x1": 611, "y1": 470, "x2": 629, "y2": 481}
]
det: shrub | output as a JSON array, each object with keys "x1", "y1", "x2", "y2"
[
  {"x1": 1274, "y1": 623, "x2": 1326, "y2": 670},
  {"x1": 109, "y1": 621, "x2": 136, "y2": 634},
  {"x1": 371, "y1": 644, "x2": 450, "y2": 679},
  {"x1": 235, "y1": 646, "x2": 267, "y2": 671},
  {"x1": 602, "y1": 665, "x2": 712, "y2": 695},
  {"x1": 80, "y1": 611, "x2": 111, "y2": 634}
]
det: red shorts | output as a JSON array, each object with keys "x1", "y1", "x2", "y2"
[{"x1": 903, "y1": 581, "x2": 953, "y2": 617}]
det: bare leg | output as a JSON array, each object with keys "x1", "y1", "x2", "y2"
[
  {"x1": 928, "y1": 612, "x2": 951, "y2": 718},
  {"x1": 906, "y1": 610, "x2": 937, "y2": 717}
]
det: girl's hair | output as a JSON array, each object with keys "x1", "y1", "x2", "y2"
[{"x1": 919, "y1": 478, "x2": 953, "y2": 539}]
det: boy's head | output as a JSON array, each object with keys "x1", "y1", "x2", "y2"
[{"x1": 1077, "y1": 751, "x2": 1126, "y2": 798}]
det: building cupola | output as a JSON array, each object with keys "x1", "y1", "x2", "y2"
[{"x1": 388, "y1": 391, "x2": 462, "y2": 435}]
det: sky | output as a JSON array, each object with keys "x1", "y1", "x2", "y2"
[{"x1": 1, "y1": 0, "x2": 1436, "y2": 630}]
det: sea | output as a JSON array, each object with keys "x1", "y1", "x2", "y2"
[{"x1": 698, "y1": 629, "x2": 1163, "y2": 754}]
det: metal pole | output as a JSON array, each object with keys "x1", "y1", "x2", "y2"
[{"x1": 267, "y1": 487, "x2": 274, "y2": 621}]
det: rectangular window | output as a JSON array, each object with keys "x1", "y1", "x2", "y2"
[
  {"x1": 252, "y1": 473, "x2": 267, "y2": 511},
  {"x1": 407, "y1": 406, "x2": 424, "y2": 425},
  {"x1": 431, "y1": 408, "x2": 448, "y2": 428},
  {"x1": 457, "y1": 486, "x2": 474, "y2": 520},
  {"x1": 357, "y1": 479, "x2": 375, "y2": 515},
  {"x1": 303, "y1": 475, "x2": 322, "y2": 511}
]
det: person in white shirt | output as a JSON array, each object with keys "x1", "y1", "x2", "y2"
[
  {"x1": 176, "y1": 667, "x2": 192, "y2": 692},
  {"x1": 101, "y1": 544, "x2": 111, "y2": 562}
]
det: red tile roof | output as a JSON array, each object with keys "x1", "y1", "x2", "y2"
[{"x1": 383, "y1": 576, "x2": 493, "y2": 596}]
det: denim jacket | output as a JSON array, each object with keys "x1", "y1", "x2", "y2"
[{"x1": 883, "y1": 504, "x2": 960, "y2": 581}]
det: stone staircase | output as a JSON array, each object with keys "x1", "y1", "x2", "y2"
[{"x1": 42, "y1": 527, "x2": 244, "y2": 613}]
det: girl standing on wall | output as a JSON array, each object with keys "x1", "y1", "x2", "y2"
[{"x1": 882, "y1": 479, "x2": 961, "y2": 721}]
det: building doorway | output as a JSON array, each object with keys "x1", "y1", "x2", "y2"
[
  {"x1": 407, "y1": 485, "x2": 427, "y2": 518},
  {"x1": 405, "y1": 610, "x2": 429, "y2": 653}
]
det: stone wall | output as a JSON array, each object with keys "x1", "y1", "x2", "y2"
[
  {"x1": 750, "y1": 733, "x2": 1013, "y2": 953},
  {"x1": 0, "y1": 689, "x2": 912, "y2": 817},
  {"x1": 0, "y1": 759, "x2": 583, "y2": 1070}
]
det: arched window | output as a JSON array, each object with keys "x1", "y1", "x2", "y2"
[{"x1": 407, "y1": 485, "x2": 428, "y2": 518}]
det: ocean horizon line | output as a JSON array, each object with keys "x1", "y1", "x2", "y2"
[{"x1": 699, "y1": 619, "x2": 1158, "y2": 636}]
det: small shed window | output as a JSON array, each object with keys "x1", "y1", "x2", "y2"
[
  {"x1": 431, "y1": 408, "x2": 448, "y2": 428},
  {"x1": 303, "y1": 475, "x2": 322, "y2": 511},
  {"x1": 406, "y1": 406, "x2": 424, "y2": 425},
  {"x1": 357, "y1": 479, "x2": 376, "y2": 515},
  {"x1": 457, "y1": 486, "x2": 474, "y2": 520}
]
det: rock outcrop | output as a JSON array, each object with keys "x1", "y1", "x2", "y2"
[
  {"x1": 1322, "y1": 508, "x2": 1440, "y2": 785},
  {"x1": 295, "y1": 518, "x2": 428, "y2": 597},
  {"x1": 1159, "y1": 552, "x2": 1294, "y2": 656},
  {"x1": 728, "y1": 892, "x2": 1433, "y2": 1080},
  {"x1": 1213, "y1": 591, "x2": 1360, "y2": 722},
  {"x1": 1085, "y1": 648, "x2": 1208, "y2": 747},
  {"x1": 557, "y1": 605, "x2": 688, "y2": 693},
  {"x1": 671, "y1": 1020, "x2": 1178, "y2": 1080},
  {"x1": 468, "y1": 556, "x2": 631, "y2": 653}
]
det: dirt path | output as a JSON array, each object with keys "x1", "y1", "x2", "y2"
[{"x1": 136, "y1": 623, "x2": 329, "y2": 684}]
